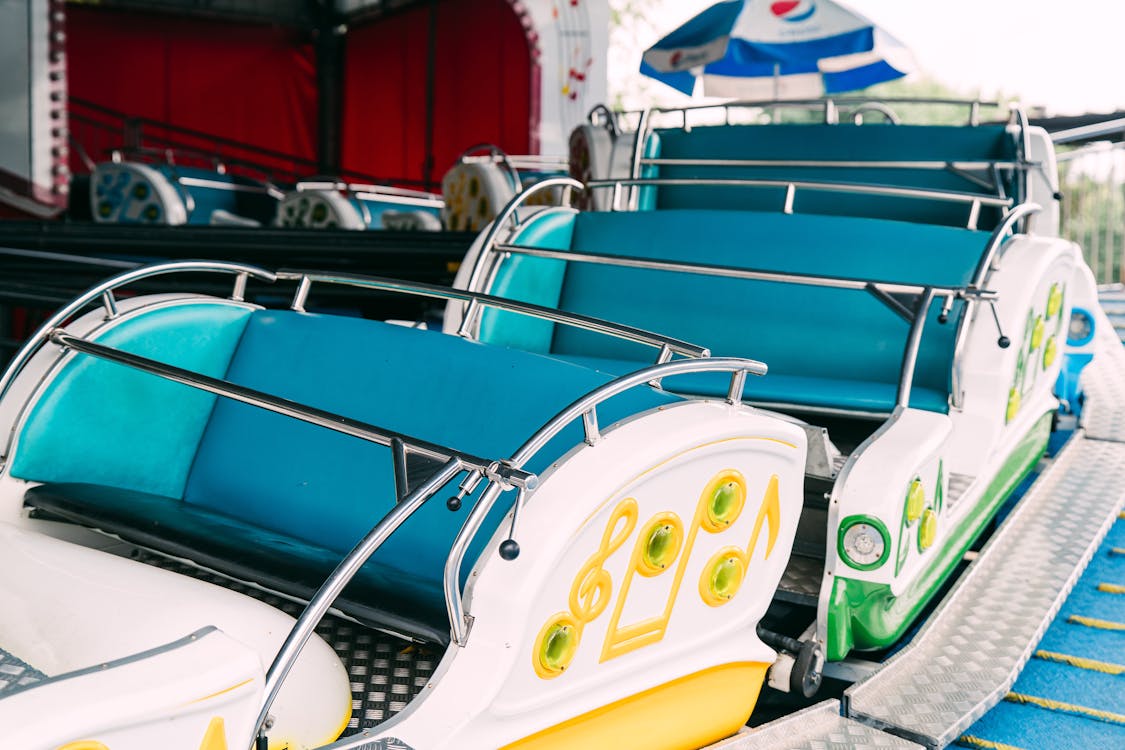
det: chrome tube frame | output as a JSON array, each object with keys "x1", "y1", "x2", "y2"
[
  {"x1": 949, "y1": 202, "x2": 1043, "y2": 408},
  {"x1": 639, "y1": 158, "x2": 1023, "y2": 172},
  {"x1": 461, "y1": 176, "x2": 585, "y2": 295},
  {"x1": 273, "y1": 270, "x2": 708, "y2": 361},
  {"x1": 442, "y1": 356, "x2": 768, "y2": 646},
  {"x1": 47, "y1": 331, "x2": 536, "y2": 489},
  {"x1": 0, "y1": 261, "x2": 277, "y2": 415},
  {"x1": 497, "y1": 245, "x2": 975, "y2": 300},
  {"x1": 587, "y1": 177, "x2": 1012, "y2": 221},
  {"x1": 896, "y1": 288, "x2": 936, "y2": 409},
  {"x1": 1052, "y1": 117, "x2": 1125, "y2": 145},
  {"x1": 252, "y1": 457, "x2": 467, "y2": 744}
]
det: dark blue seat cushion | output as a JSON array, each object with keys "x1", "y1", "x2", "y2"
[{"x1": 544, "y1": 210, "x2": 986, "y2": 412}]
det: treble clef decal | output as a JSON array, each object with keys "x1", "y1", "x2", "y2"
[{"x1": 533, "y1": 499, "x2": 637, "y2": 679}]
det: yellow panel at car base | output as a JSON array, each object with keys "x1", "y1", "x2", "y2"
[{"x1": 500, "y1": 662, "x2": 770, "y2": 750}]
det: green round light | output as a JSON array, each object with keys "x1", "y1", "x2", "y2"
[
  {"x1": 918, "y1": 509, "x2": 938, "y2": 552},
  {"x1": 97, "y1": 201, "x2": 112, "y2": 217},
  {"x1": 1006, "y1": 387, "x2": 1021, "y2": 423},
  {"x1": 709, "y1": 555, "x2": 743, "y2": 601},
  {"x1": 641, "y1": 522, "x2": 680, "y2": 575},
  {"x1": 132, "y1": 183, "x2": 148, "y2": 199},
  {"x1": 539, "y1": 621, "x2": 577, "y2": 675},
  {"x1": 1047, "y1": 283, "x2": 1063, "y2": 319},
  {"x1": 311, "y1": 203, "x2": 328, "y2": 222},
  {"x1": 1030, "y1": 315, "x2": 1045, "y2": 350},
  {"x1": 706, "y1": 479, "x2": 745, "y2": 529},
  {"x1": 1043, "y1": 336, "x2": 1058, "y2": 369},
  {"x1": 905, "y1": 479, "x2": 925, "y2": 524}
]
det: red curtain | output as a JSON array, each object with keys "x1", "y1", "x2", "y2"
[
  {"x1": 66, "y1": 6, "x2": 317, "y2": 168},
  {"x1": 342, "y1": 0, "x2": 532, "y2": 186}
]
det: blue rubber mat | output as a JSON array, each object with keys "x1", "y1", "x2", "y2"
[{"x1": 960, "y1": 513, "x2": 1125, "y2": 749}]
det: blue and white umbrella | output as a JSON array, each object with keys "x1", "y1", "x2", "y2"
[{"x1": 641, "y1": 0, "x2": 916, "y2": 99}]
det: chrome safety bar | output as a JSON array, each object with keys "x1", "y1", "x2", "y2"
[
  {"x1": 589, "y1": 176, "x2": 1011, "y2": 209},
  {"x1": 253, "y1": 457, "x2": 468, "y2": 744},
  {"x1": 274, "y1": 270, "x2": 709, "y2": 361},
  {"x1": 46, "y1": 330, "x2": 535, "y2": 490},
  {"x1": 463, "y1": 176, "x2": 585, "y2": 294},
  {"x1": 0, "y1": 260, "x2": 277, "y2": 427},
  {"x1": 1052, "y1": 117, "x2": 1125, "y2": 145},
  {"x1": 495, "y1": 244, "x2": 997, "y2": 412},
  {"x1": 495, "y1": 244, "x2": 982, "y2": 301},
  {"x1": 442, "y1": 356, "x2": 769, "y2": 647},
  {"x1": 949, "y1": 202, "x2": 1043, "y2": 408},
  {"x1": 640, "y1": 158, "x2": 1025, "y2": 171}
]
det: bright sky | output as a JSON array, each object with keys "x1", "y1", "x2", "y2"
[{"x1": 610, "y1": 0, "x2": 1125, "y2": 115}]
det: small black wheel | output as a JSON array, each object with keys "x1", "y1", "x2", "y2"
[{"x1": 791, "y1": 640, "x2": 823, "y2": 698}]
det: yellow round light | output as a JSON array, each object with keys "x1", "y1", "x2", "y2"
[
  {"x1": 701, "y1": 470, "x2": 747, "y2": 533},
  {"x1": 905, "y1": 478, "x2": 925, "y2": 524},
  {"x1": 638, "y1": 514, "x2": 683, "y2": 577},
  {"x1": 1006, "y1": 387, "x2": 1021, "y2": 423},
  {"x1": 918, "y1": 509, "x2": 938, "y2": 551},
  {"x1": 1030, "y1": 315, "x2": 1045, "y2": 350},
  {"x1": 699, "y1": 548, "x2": 745, "y2": 607},
  {"x1": 1046, "y1": 283, "x2": 1063, "y2": 318},
  {"x1": 1042, "y1": 336, "x2": 1058, "y2": 369},
  {"x1": 533, "y1": 614, "x2": 580, "y2": 679}
]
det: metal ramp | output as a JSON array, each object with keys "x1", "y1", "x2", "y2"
[
  {"x1": 712, "y1": 701, "x2": 923, "y2": 749},
  {"x1": 843, "y1": 433, "x2": 1125, "y2": 748}
]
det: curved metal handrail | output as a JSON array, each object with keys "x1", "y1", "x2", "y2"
[
  {"x1": 0, "y1": 260, "x2": 277, "y2": 414},
  {"x1": 461, "y1": 176, "x2": 585, "y2": 295},
  {"x1": 949, "y1": 202, "x2": 1043, "y2": 408},
  {"x1": 587, "y1": 177, "x2": 1013, "y2": 224},
  {"x1": 441, "y1": 356, "x2": 768, "y2": 646},
  {"x1": 274, "y1": 270, "x2": 709, "y2": 361}
]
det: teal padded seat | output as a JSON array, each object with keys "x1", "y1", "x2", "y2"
[
  {"x1": 481, "y1": 209, "x2": 992, "y2": 414},
  {"x1": 648, "y1": 124, "x2": 1015, "y2": 228},
  {"x1": 19, "y1": 308, "x2": 677, "y2": 644}
]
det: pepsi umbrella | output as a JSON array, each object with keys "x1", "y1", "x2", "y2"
[{"x1": 641, "y1": 0, "x2": 916, "y2": 98}]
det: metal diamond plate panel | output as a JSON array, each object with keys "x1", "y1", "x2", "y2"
[
  {"x1": 1079, "y1": 314, "x2": 1125, "y2": 442},
  {"x1": 132, "y1": 551, "x2": 438, "y2": 734},
  {"x1": 706, "y1": 700, "x2": 923, "y2": 749},
  {"x1": 777, "y1": 554, "x2": 824, "y2": 605},
  {"x1": 0, "y1": 646, "x2": 45, "y2": 697},
  {"x1": 845, "y1": 436, "x2": 1125, "y2": 748}
]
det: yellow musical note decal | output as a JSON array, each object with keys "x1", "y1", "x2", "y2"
[
  {"x1": 533, "y1": 499, "x2": 637, "y2": 678},
  {"x1": 699, "y1": 475, "x2": 780, "y2": 607},
  {"x1": 533, "y1": 470, "x2": 782, "y2": 677}
]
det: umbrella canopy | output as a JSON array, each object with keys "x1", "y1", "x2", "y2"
[{"x1": 641, "y1": 0, "x2": 915, "y2": 99}]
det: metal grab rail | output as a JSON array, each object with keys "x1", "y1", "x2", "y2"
[
  {"x1": 274, "y1": 270, "x2": 709, "y2": 362},
  {"x1": 589, "y1": 177, "x2": 1012, "y2": 229},
  {"x1": 949, "y1": 202, "x2": 1044, "y2": 407},
  {"x1": 442, "y1": 356, "x2": 769, "y2": 647},
  {"x1": 639, "y1": 157, "x2": 1025, "y2": 172},
  {"x1": 494, "y1": 243, "x2": 997, "y2": 412},
  {"x1": 252, "y1": 458, "x2": 468, "y2": 745},
  {"x1": 495, "y1": 244, "x2": 988, "y2": 301},
  {"x1": 46, "y1": 330, "x2": 536, "y2": 491},
  {"x1": 0, "y1": 261, "x2": 277, "y2": 445},
  {"x1": 462, "y1": 176, "x2": 586, "y2": 295}
]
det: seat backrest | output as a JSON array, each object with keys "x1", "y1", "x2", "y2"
[
  {"x1": 645, "y1": 123, "x2": 1016, "y2": 228},
  {"x1": 182, "y1": 310, "x2": 676, "y2": 583},
  {"x1": 483, "y1": 209, "x2": 991, "y2": 405}
]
